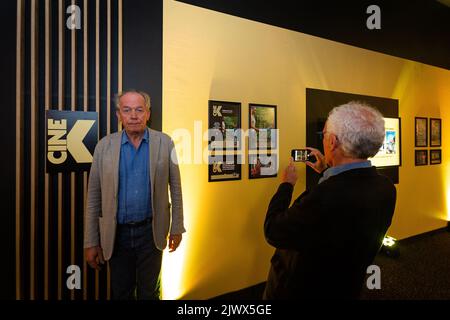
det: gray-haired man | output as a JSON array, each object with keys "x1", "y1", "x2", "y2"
[{"x1": 264, "y1": 101, "x2": 396, "y2": 299}]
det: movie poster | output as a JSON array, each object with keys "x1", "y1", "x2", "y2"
[
  {"x1": 208, "y1": 100, "x2": 241, "y2": 150},
  {"x1": 248, "y1": 104, "x2": 277, "y2": 150}
]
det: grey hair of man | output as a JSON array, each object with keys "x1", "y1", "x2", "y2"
[
  {"x1": 114, "y1": 90, "x2": 151, "y2": 110},
  {"x1": 326, "y1": 101, "x2": 385, "y2": 159}
]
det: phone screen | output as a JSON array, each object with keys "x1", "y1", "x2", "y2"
[{"x1": 291, "y1": 149, "x2": 310, "y2": 162}]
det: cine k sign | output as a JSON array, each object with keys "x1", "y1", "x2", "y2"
[{"x1": 46, "y1": 110, "x2": 98, "y2": 173}]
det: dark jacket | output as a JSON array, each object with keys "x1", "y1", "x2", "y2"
[{"x1": 263, "y1": 167, "x2": 396, "y2": 299}]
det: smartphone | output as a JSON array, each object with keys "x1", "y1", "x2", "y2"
[{"x1": 291, "y1": 149, "x2": 312, "y2": 162}]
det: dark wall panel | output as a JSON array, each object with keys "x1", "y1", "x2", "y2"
[{"x1": 123, "y1": 0, "x2": 163, "y2": 130}]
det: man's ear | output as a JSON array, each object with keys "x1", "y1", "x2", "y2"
[{"x1": 329, "y1": 134, "x2": 339, "y2": 152}]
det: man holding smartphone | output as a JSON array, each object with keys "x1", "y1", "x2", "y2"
[{"x1": 263, "y1": 101, "x2": 396, "y2": 299}]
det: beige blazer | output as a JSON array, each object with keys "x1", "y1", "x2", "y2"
[{"x1": 84, "y1": 128, "x2": 185, "y2": 260}]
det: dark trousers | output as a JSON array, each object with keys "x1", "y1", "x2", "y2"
[{"x1": 109, "y1": 219, "x2": 162, "y2": 300}]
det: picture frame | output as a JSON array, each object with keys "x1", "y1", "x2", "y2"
[
  {"x1": 248, "y1": 104, "x2": 277, "y2": 151},
  {"x1": 430, "y1": 149, "x2": 441, "y2": 165},
  {"x1": 415, "y1": 150, "x2": 428, "y2": 166},
  {"x1": 369, "y1": 117, "x2": 402, "y2": 168},
  {"x1": 430, "y1": 118, "x2": 442, "y2": 147},
  {"x1": 208, "y1": 100, "x2": 241, "y2": 151},
  {"x1": 415, "y1": 117, "x2": 428, "y2": 147},
  {"x1": 248, "y1": 153, "x2": 278, "y2": 179},
  {"x1": 208, "y1": 153, "x2": 241, "y2": 182}
]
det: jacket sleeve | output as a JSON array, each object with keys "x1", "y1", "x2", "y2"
[
  {"x1": 84, "y1": 142, "x2": 102, "y2": 248},
  {"x1": 168, "y1": 138, "x2": 185, "y2": 234},
  {"x1": 264, "y1": 182, "x2": 322, "y2": 250}
]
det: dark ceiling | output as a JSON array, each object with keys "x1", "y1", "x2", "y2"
[{"x1": 178, "y1": 0, "x2": 450, "y2": 70}]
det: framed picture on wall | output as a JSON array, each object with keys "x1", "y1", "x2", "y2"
[
  {"x1": 415, "y1": 117, "x2": 428, "y2": 147},
  {"x1": 208, "y1": 153, "x2": 241, "y2": 182},
  {"x1": 208, "y1": 100, "x2": 241, "y2": 151},
  {"x1": 248, "y1": 104, "x2": 277, "y2": 151},
  {"x1": 415, "y1": 150, "x2": 428, "y2": 166},
  {"x1": 430, "y1": 149, "x2": 441, "y2": 165},
  {"x1": 368, "y1": 117, "x2": 401, "y2": 168},
  {"x1": 248, "y1": 153, "x2": 278, "y2": 179},
  {"x1": 430, "y1": 118, "x2": 442, "y2": 147}
]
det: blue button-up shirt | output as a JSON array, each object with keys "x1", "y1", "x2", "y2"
[
  {"x1": 117, "y1": 130, "x2": 152, "y2": 224},
  {"x1": 318, "y1": 160, "x2": 372, "y2": 184}
]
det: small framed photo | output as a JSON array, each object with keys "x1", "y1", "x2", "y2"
[
  {"x1": 430, "y1": 149, "x2": 441, "y2": 165},
  {"x1": 208, "y1": 153, "x2": 241, "y2": 182},
  {"x1": 430, "y1": 118, "x2": 441, "y2": 147},
  {"x1": 248, "y1": 153, "x2": 278, "y2": 179},
  {"x1": 415, "y1": 117, "x2": 428, "y2": 147},
  {"x1": 208, "y1": 100, "x2": 242, "y2": 151},
  {"x1": 369, "y1": 117, "x2": 402, "y2": 168},
  {"x1": 415, "y1": 150, "x2": 428, "y2": 166},
  {"x1": 249, "y1": 104, "x2": 277, "y2": 151}
]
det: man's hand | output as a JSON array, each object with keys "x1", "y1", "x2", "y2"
[
  {"x1": 282, "y1": 158, "x2": 298, "y2": 186},
  {"x1": 305, "y1": 147, "x2": 328, "y2": 174},
  {"x1": 168, "y1": 234, "x2": 182, "y2": 252},
  {"x1": 85, "y1": 246, "x2": 105, "y2": 270}
]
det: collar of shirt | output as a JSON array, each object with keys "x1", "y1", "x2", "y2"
[
  {"x1": 318, "y1": 160, "x2": 372, "y2": 184},
  {"x1": 121, "y1": 128, "x2": 149, "y2": 145}
]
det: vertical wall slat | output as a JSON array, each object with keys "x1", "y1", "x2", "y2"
[
  {"x1": 30, "y1": 0, "x2": 39, "y2": 300},
  {"x1": 117, "y1": 0, "x2": 122, "y2": 132},
  {"x1": 57, "y1": 0, "x2": 64, "y2": 300},
  {"x1": 70, "y1": 0, "x2": 77, "y2": 301},
  {"x1": 118, "y1": 0, "x2": 122, "y2": 94},
  {"x1": 83, "y1": 0, "x2": 88, "y2": 301},
  {"x1": 95, "y1": 0, "x2": 100, "y2": 299},
  {"x1": 16, "y1": 0, "x2": 24, "y2": 300},
  {"x1": 106, "y1": 0, "x2": 111, "y2": 300},
  {"x1": 107, "y1": 0, "x2": 111, "y2": 135},
  {"x1": 44, "y1": 0, "x2": 51, "y2": 300}
]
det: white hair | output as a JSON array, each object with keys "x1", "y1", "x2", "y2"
[
  {"x1": 114, "y1": 90, "x2": 151, "y2": 110},
  {"x1": 327, "y1": 101, "x2": 385, "y2": 159}
]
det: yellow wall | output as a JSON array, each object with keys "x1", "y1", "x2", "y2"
[{"x1": 162, "y1": 0, "x2": 450, "y2": 299}]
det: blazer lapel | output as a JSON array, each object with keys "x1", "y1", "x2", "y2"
[
  {"x1": 111, "y1": 132, "x2": 122, "y2": 199},
  {"x1": 149, "y1": 128, "x2": 160, "y2": 195}
]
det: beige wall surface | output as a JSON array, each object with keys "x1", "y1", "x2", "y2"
[{"x1": 162, "y1": 0, "x2": 450, "y2": 299}]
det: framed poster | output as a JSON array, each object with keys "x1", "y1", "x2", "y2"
[
  {"x1": 430, "y1": 149, "x2": 441, "y2": 165},
  {"x1": 208, "y1": 100, "x2": 241, "y2": 150},
  {"x1": 430, "y1": 118, "x2": 442, "y2": 147},
  {"x1": 415, "y1": 117, "x2": 428, "y2": 147},
  {"x1": 248, "y1": 104, "x2": 277, "y2": 151},
  {"x1": 208, "y1": 154, "x2": 241, "y2": 182},
  {"x1": 369, "y1": 117, "x2": 401, "y2": 168},
  {"x1": 248, "y1": 153, "x2": 278, "y2": 179},
  {"x1": 415, "y1": 150, "x2": 428, "y2": 166}
]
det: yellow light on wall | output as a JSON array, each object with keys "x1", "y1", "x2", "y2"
[
  {"x1": 447, "y1": 188, "x2": 450, "y2": 221},
  {"x1": 161, "y1": 244, "x2": 186, "y2": 300}
]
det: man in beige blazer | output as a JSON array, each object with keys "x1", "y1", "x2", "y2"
[{"x1": 84, "y1": 90, "x2": 185, "y2": 299}]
